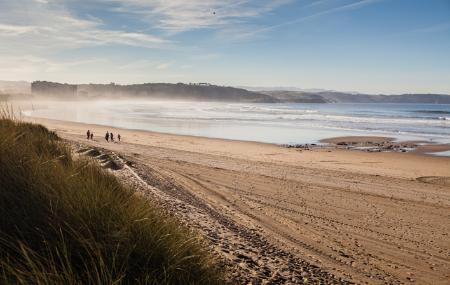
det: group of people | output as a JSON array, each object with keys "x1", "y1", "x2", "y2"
[
  {"x1": 86, "y1": 130, "x2": 94, "y2": 140},
  {"x1": 86, "y1": 129, "x2": 121, "y2": 143},
  {"x1": 105, "y1": 131, "x2": 120, "y2": 143}
]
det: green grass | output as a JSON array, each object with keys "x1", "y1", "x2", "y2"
[{"x1": 0, "y1": 114, "x2": 225, "y2": 285}]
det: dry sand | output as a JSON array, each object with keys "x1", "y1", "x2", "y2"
[{"x1": 26, "y1": 116, "x2": 450, "y2": 284}]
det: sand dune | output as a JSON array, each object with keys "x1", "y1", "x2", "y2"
[{"x1": 27, "y1": 117, "x2": 450, "y2": 284}]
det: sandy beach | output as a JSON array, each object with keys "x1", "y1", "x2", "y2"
[{"x1": 26, "y1": 116, "x2": 450, "y2": 284}]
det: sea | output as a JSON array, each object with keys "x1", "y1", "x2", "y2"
[{"x1": 24, "y1": 101, "x2": 450, "y2": 145}]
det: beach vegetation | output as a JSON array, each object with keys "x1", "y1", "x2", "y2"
[{"x1": 0, "y1": 112, "x2": 225, "y2": 285}]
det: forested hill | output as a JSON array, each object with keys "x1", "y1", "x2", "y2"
[
  {"x1": 262, "y1": 90, "x2": 450, "y2": 104},
  {"x1": 31, "y1": 81, "x2": 278, "y2": 103},
  {"x1": 14, "y1": 81, "x2": 450, "y2": 104}
]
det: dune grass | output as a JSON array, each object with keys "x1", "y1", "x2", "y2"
[{"x1": 0, "y1": 114, "x2": 225, "y2": 284}]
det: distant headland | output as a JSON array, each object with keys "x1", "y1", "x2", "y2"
[{"x1": 1, "y1": 80, "x2": 450, "y2": 104}]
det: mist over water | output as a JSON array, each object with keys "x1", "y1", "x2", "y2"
[{"x1": 23, "y1": 100, "x2": 450, "y2": 144}]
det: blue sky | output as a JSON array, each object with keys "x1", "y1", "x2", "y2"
[{"x1": 0, "y1": 0, "x2": 449, "y2": 94}]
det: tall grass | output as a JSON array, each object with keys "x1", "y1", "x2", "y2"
[{"x1": 0, "y1": 115, "x2": 225, "y2": 284}]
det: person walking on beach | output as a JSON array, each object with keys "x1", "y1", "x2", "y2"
[
  {"x1": 90, "y1": 132, "x2": 94, "y2": 140},
  {"x1": 110, "y1": 132, "x2": 114, "y2": 142},
  {"x1": 117, "y1": 134, "x2": 121, "y2": 142},
  {"x1": 105, "y1": 131, "x2": 109, "y2": 142},
  {"x1": 86, "y1": 130, "x2": 90, "y2": 140}
]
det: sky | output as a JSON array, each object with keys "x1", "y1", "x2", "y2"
[{"x1": 0, "y1": 0, "x2": 449, "y2": 94}]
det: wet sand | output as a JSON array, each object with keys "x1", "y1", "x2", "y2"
[
  {"x1": 26, "y1": 116, "x2": 450, "y2": 284},
  {"x1": 321, "y1": 136, "x2": 450, "y2": 155}
]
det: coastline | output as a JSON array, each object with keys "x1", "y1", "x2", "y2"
[
  {"x1": 24, "y1": 115, "x2": 450, "y2": 179},
  {"x1": 22, "y1": 115, "x2": 450, "y2": 284},
  {"x1": 14, "y1": 99, "x2": 450, "y2": 146}
]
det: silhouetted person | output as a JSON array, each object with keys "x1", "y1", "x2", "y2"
[
  {"x1": 86, "y1": 130, "x2": 90, "y2": 140},
  {"x1": 105, "y1": 131, "x2": 109, "y2": 142},
  {"x1": 110, "y1": 132, "x2": 114, "y2": 142},
  {"x1": 118, "y1": 134, "x2": 121, "y2": 142},
  {"x1": 90, "y1": 132, "x2": 93, "y2": 140}
]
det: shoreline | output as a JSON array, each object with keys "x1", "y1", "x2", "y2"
[
  {"x1": 24, "y1": 115, "x2": 450, "y2": 179},
  {"x1": 319, "y1": 135, "x2": 450, "y2": 155},
  {"x1": 11, "y1": 99, "x2": 450, "y2": 147},
  {"x1": 22, "y1": 115, "x2": 450, "y2": 284},
  {"x1": 22, "y1": 113, "x2": 450, "y2": 156}
]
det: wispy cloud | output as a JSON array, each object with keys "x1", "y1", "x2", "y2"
[
  {"x1": 118, "y1": 60, "x2": 175, "y2": 72},
  {"x1": 304, "y1": 0, "x2": 334, "y2": 8},
  {"x1": 231, "y1": 0, "x2": 385, "y2": 40},
  {"x1": 0, "y1": 0, "x2": 295, "y2": 81},
  {"x1": 0, "y1": 0, "x2": 294, "y2": 54},
  {"x1": 412, "y1": 21, "x2": 450, "y2": 33},
  {"x1": 0, "y1": 24, "x2": 40, "y2": 35},
  {"x1": 0, "y1": 55, "x2": 107, "y2": 74},
  {"x1": 106, "y1": 0, "x2": 293, "y2": 33},
  {"x1": 0, "y1": 0, "x2": 168, "y2": 52},
  {"x1": 155, "y1": 62, "x2": 172, "y2": 70}
]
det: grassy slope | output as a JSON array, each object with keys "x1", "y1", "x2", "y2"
[{"x1": 0, "y1": 117, "x2": 224, "y2": 285}]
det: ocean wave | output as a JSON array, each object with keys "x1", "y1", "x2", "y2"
[
  {"x1": 136, "y1": 111, "x2": 450, "y2": 126},
  {"x1": 24, "y1": 102, "x2": 450, "y2": 144},
  {"x1": 412, "y1": 110, "x2": 450, "y2": 115},
  {"x1": 205, "y1": 106, "x2": 319, "y2": 115}
]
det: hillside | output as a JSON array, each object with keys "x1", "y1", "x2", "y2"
[
  {"x1": 31, "y1": 81, "x2": 278, "y2": 103},
  {"x1": 81, "y1": 82, "x2": 281, "y2": 102},
  {"x1": 1, "y1": 80, "x2": 447, "y2": 103},
  {"x1": 262, "y1": 90, "x2": 450, "y2": 104},
  {"x1": 261, "y1": 91, "x2": 328, "y2": 103}
]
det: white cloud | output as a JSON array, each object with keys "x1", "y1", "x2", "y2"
[
  {"x1": 106, "y1": 0, "x2": 293, "y2": 33},
  {"x1": 0, "y1": 55, "x2": 107, "y2": 75},
  {"x1": 231, "y1": 0, "x2": 385, "y2": 40},
  {"x1": 0, "y1": 24, "x2": 40, "y2": 36},
  {"x1": 0, "y1": 0, "x2": 293, "y2": 53},
  {"x1": 412, "y1": 21, "x2": 450, "y2": 34},
  {"x1": 0, "y1": 0, "x2": 292, "y2": 81},
  {"x1": 156, "y1": 62, "x2": 172, "y2": 70},
  {"x1": 0, "y1": 0, "x2": 168, "y2": 53}
]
